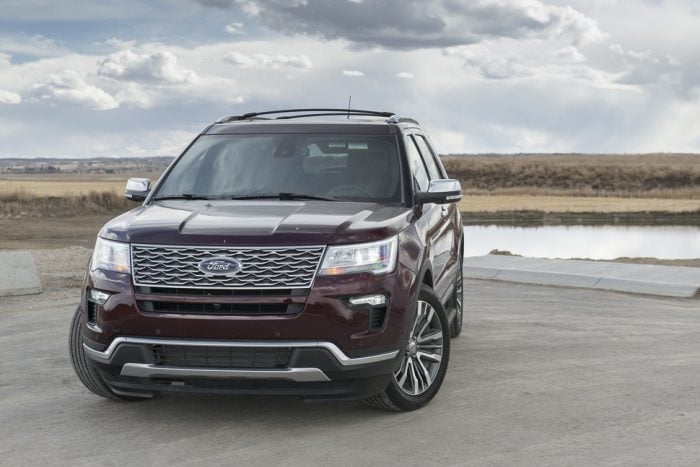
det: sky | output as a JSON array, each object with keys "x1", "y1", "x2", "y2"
[{"x1": 0, "y1": 0, "x2": 699, "y2": 158}]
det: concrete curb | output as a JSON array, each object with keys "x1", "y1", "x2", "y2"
[
  {"x1": 0, "y1": 251, "x2": 42, "y2": 297},
  {"x1": 463, "y1": 255, "x2": 700, "y2": 298}
]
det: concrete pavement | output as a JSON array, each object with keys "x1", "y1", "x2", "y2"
[
  {"x1": 0, "y1": 251, "x2": 42, "y2": 297},
  {"x1": 464, "y1": 255, "x2": 700, "y2": 298}
]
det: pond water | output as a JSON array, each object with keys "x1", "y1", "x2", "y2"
[{"x1": 462, "y1": 225, "x2": 700, "y2": 259}]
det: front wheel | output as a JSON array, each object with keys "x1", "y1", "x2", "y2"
[
  {"x1": 68, "y1": 307, "x2": 155, "y2": 401},
  {"x1": 365, "y1": 284, "x2": 450, "y2": 411}
]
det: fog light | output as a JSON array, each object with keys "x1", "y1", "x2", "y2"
[
  {"x1": 89, "y1": 289, "x2": 111, "y2": 305},
  {"x1": 348, "y1": 294, "x2": 387, "y2": 307}
]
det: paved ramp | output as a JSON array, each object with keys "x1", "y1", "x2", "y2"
[
  {"x1": 0, "y1": 251, "x2": 42, "y2": 297},
  {"x1": 464, "y1": 255, "x2": 700, "y2": 298}
]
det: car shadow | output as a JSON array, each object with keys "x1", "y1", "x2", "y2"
[{"x1": 73, "y1": 392, "x2": 405, "y2": 433}]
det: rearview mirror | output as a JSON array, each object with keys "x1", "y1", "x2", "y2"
[
  {"x1": 125, "y1": 178, "x2": 151, "y2": 202},
  {"x1": 415, "y1": 179, "x2": 462, "y2": 205}
]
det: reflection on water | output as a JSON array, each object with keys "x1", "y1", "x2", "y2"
[{"x1": 463, "y1": 225, "x2": 700, "y2": 259}]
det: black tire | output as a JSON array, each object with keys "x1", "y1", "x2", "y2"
[
  {"x1": 365, "y1": 284, "x2": 450, "y2": 412},
  {"x1": 68, "y1": 307, "x2": 152, "y2": 401},
  {"x1": 450, "y1": 254, "x2": 464, "y2": 338}
]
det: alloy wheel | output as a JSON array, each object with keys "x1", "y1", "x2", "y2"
[
  {"x1": 455, "y1": 274, "x2": 463, "y2": 320},
  {"x1": 393, "y1": 300, "x2": 445, "y2": 396}
]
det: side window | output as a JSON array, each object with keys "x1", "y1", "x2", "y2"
[
  {"x1": 413, "y1": 135, "x2": 442, "y2": 180},
  {"x1": 404, "y1": 136, "x2": 430, "y2": 192}
]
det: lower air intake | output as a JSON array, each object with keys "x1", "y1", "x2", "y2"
[{"x1": 151, "y1": 345, "x2": 292, "y2": 369}]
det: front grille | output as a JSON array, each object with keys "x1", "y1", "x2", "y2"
[
  {"x1": 134, "y1": 286, "x2": 307, "y2": 297},
  {"x1": 138, "y1": 301, "x2": 302, "y2": 315},
  {"x1": 151, "y1": 345, "x2": 292, "y2": 369},
  {"x1": 131, "y1": 244, "x2": 325, "y2": 289}
]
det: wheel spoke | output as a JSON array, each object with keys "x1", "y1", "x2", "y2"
[
  {"x1": 407, "y1": 359, "x2": 421, "y2": 395},
  {"x1": 417, "y1": 330, "x2": 442, "y2": 344},
  {"x1": 419, "y1": 344, "x2": 442, "y2": 350},
  {"x1": 415, "y1": 356, "x2": 433, "y2": 389},
  {"x1": 411, "y1": 358, "x2": 427, "y2": 393},
  {"x1": 417, "y1": 306, "x2": 434, "y2": 338},
  {"x1": 395, "y1": 358, "x2": 409, "y2": 387},
  {"x1": 417, "y1": 350, "x2": 442, "y2": 363},
  {"x1": 411, "y1": 301, "x2": 426, "y2": 335}
]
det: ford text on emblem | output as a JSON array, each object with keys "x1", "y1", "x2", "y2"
[{"x1": 197, "y1": 257, "x2": 242, "y2": 276}]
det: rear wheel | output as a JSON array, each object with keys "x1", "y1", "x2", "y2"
[
  {"x1": 68, "y1": 307, "x2": 155, "y2": 401},
  {"x1": 450, "y1": 254, "x2": 464, "y2": 338},
  {"x1": 365, "y1": 285, "x2": 450, "y2": 411}
]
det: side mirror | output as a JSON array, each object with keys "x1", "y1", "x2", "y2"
[
  {"x1": 125, "y1": 178, "x2": 151, "y2": 202},
  {"x1": 415, "y1": 179, "x2": 462, "y2": 205}
]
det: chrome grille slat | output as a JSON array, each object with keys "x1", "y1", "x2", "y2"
[{"x1": 131, "y1": 244, "x2": 325, "y2": 289}]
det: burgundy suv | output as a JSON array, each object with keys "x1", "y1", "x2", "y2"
[{"x1": 69, "y1": 109, "x2": 464, "y2": 411}]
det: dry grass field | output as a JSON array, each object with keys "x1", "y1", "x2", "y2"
[
  {"x1": 458, "y1": 195, "x2": 700, "y2": 213},
  {"x1": 0, "y1": 172, "x2": 162, "y2": 197},
  {"x1": 443, "y1": 154, "x2": 700, "y2": 198},
  {"x1": 0, "y1": 173, "x2": 162, "y2": 219},
  {"x1": 0, "y1": 179, "x2": 124, "y2": 196}
]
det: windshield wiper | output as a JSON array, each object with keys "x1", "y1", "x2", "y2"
[
  {"x1": 224, "y1": 193, "x2": 337, "y2": 201},
  {"x1": 153, "y1": 194, "x2": 222, "y2": 201},
  {"x1": 278, "y1": 192, "x2": 337, "y2": 201}
]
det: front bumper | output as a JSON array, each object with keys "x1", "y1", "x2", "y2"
[
  {"x1": 80, "y1": 250, "x2": 420, "y2": 398},
  {"x1": 83, "y1": 336, "x2": 403, "y2": 398}
]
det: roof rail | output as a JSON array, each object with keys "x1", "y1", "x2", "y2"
[
  {"x1": 386, "y1": 115, "x2": 419, "y2": 125},
  {"x1": 216, "y1": 108, "x2": 395, "y2": 123}
]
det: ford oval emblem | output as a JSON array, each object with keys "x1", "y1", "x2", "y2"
[{"x1": 197, "y1": 256, "x2": 242, "y2": 276}]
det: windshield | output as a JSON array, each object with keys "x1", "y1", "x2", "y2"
[{"x1": 154, "y1": 134, "x2": 402, "y2": 203}]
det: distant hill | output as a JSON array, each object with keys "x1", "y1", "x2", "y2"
[{"x1": 0, "y1": 156, "x2": 175, "y2": 174}]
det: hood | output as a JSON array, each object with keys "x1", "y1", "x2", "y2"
[{"x1": 100, "y1": 200, "x2": 412, "y2": 246}]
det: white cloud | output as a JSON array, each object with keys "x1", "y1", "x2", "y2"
[
  {"x1": 113, "y1": 82, "x2": 153, "y2": 108},
  {"x1": 223, "y1": 51, "x2": 312, "y2": 69},
  {"x1": 0, "y1": 53, "x2": 11, "y2": 68},
  {"x1": 225, "y1": 21, "x2": 244, "y2": 34},
  {"x1": 550, "y1": 5, "x2": 607, "y2": 45},
  {"x1": 240, "y1": 1, "x2": 260, "y2": 16},
  {"x1": 607, "y1": 43, "x2": 682, "y2": 86},
  {"x1": 445, "y1": 44, "x2": 532, "y2": 80},
  {"x1": 397, "y1": 72, "x2": 414, "y2": 79},
  {"x1": 444, "y1": 40, "x2": 629, "y2": 91},
  {"x1": 554, "y1": 46, "x2": 586, "y2": 64},
  {"x1": 0, "y1": 89, "x2": 21, "y2": 104},
  {"x1": 342, "y1": 69, "x2": 365, "y2": 77},
  {"x1": 30, "y1": 71, "x2": 119, "y2": 110},
  {"x1": 97, "y1": 48, "x2": 197, "y2": 84},
  {"x1": 0, "y1": 33, "x2": 68, "y2": 57}
]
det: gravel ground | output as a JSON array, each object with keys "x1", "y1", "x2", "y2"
[
  {"x1": 0, "y1": 275, "x2": 699, "y2": 465},
  {"x1": 29, "y1": 247, "x2": 92, "y2": 289}
]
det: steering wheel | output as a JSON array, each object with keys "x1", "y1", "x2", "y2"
[{"x1": 326, "y1": 185, "x2": 374, "y2": 198}]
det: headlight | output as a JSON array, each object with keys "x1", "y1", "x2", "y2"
[
  {"x1": 91, "y1": 237, "x2": 131, "y2": 273},
  {"x1": 319, "y1": 236, "x2": 397, "y2": 276}
]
